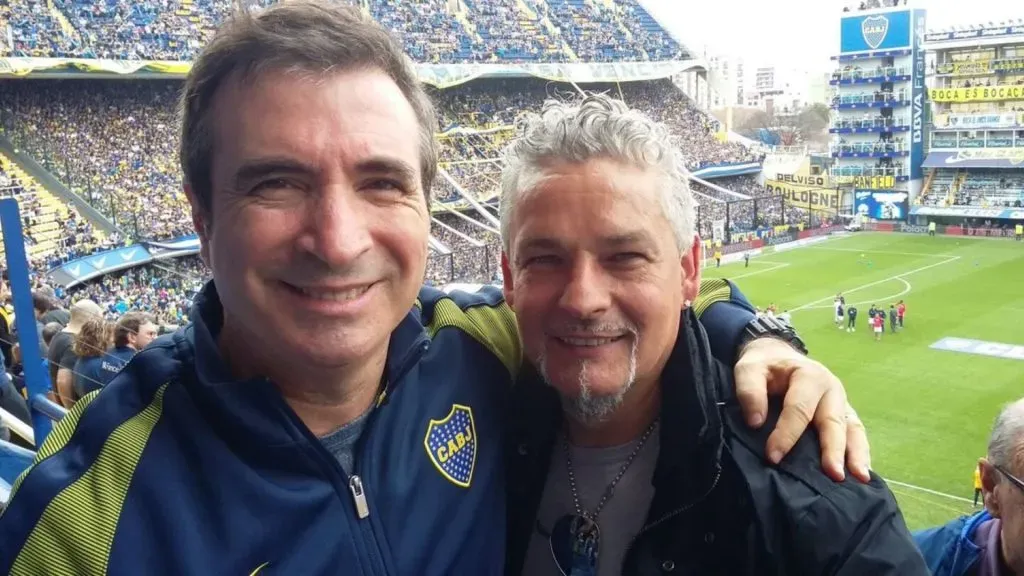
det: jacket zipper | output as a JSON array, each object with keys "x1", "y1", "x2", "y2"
[
  {"x1": 349, "y1": 476, "x2": 370, "y2": 519},
  {"x1": 344, "y1": 340, "x2": 429, "y2": 574},
  {"x1": 623, "y1": 465, "x2": 722, "y2": 564}
]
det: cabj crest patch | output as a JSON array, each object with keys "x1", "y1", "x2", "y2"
[
  {"x1": 861, "y1": 15, "x2": 889, "y2": 50},
  {"x1": 424, "y1": 404, "x2": 477, "y2": 488}
]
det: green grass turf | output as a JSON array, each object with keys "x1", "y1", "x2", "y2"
[{"x1": 705, "y1": 232, "x2": 1024, "y2": 530}]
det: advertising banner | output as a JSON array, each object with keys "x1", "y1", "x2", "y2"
[
  {"x1": 933, "y1": 112, "x2": 1021, "y2": 130},
  {"x1": 929, "y1": 86, "x2": 1024, "y2": 102},
  {"x1": 0, "y1": 57, "x2": 700, "y2": 87},
  {"x1": 855, "y1": 190, "x2": 909, "y2": 220},
  {"x1": 764, "y1": 180, "x2": 840, "y2": 211},
  {"x1": 924, "y1": 26, "x2": 1024, "y2": 43},
  {"x1": 911, "y1": 9, "x2": 926, "y2": 182},
  {"x1": 909, "y1": 205, "x2": 1024, "y2": 220},
  {"x1": 921, "y1": 149, "x2": 1024, "y2": 169}
]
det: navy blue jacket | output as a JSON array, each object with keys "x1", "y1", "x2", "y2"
[
  {"x1": 0, "y1": 279, "x2": 753, "y2": 575},
  {"x1": 914, "y1": 511, "x2": 991, "y2": 576}
]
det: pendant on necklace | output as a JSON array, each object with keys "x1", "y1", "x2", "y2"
[{"x1": 549, "y1": 513, "x2": 601, "y2": 576}]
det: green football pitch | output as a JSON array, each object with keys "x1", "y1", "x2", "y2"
[{"x1": 704, "y1": 232, "x2": 1024, "y2": 531}]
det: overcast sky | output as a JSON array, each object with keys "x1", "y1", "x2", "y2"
[{"x1": 642, "y1": 0, "x2": 1024, "y2": 74}]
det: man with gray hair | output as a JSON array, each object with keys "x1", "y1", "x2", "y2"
[
  {"x1": 501, "y1": 94, "x2": 928, "y2": 575},
  {"x1": 915, "y1": 398, "x2": 1024, "y2": 575}
]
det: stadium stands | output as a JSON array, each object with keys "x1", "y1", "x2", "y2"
[
  {"x1": 0, "y1": 0, "x2": 685, "y2": 63},
  {"x1": 920, "y1": 169, "x2": 1024, "y2": 209},
  {"x1": 0, "y1": 76, "x2": 757, "y2": 252},
  {"x1": 1, "y1": 80, "x2": 191, "y2": 241},
  {"x1": 689, "y1": 175, "x2": 821, "y2": 237},
  {"x1": 0, "y1": 0, "x2": 768, "y2": 327},
  {"x1": 0, "y1": 152, "x2": 110, "y2": 267}
]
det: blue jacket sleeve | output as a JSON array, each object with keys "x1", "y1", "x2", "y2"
[{"x1": 694, "y1": 278, "x2": 756, "y2": 366}]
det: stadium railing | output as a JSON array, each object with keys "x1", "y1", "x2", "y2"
[{"x1": 0, "y1": 197, "x2": 69, "y2": 507}]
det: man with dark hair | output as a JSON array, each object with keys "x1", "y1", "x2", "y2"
[
  {"x1": 78, "y1": 312, "x2": 160, "y2": 390},
  {"x1": 114, "y1": 312, "x2": 159, "y2": 352},
  {"x1": 0, "y1": 3, "x2": 868, "y2": 574}
]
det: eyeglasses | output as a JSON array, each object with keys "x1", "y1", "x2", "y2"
[{"x1": 993, "y1": 463, "x2": 1024, "y2": 493}]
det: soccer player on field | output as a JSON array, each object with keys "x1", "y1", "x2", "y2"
[
  {"x1": 897, "y1": 300, "x2": 906, "y2": 327},
  {"x1": 835, "y1": 298, "x2": 845, "y2": 329},
  {"x1": 1015, "y1": 222, "x2": 1022, "y2": 241},
  {"x1": 847, "y1": 305, "x2": 858, "y2": 332},
  {"x1": 889, "y1": 305, "x2": 898, "y2": 333},
  {"x1": 872, "y1": 313, "x2": 884, "y2": 341}
]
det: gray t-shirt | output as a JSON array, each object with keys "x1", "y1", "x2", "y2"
[
  {"x1": 522, "y1": 424, "x2": 660, "y2": 576},
  {"x1": 319, "y1": 407, "x2": 373, "y2": 476}
]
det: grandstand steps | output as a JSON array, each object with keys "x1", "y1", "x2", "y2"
[
  {"x1": 952, "y1": 170, "x2": 967, "y2": 199},
  {"x1": 46, "y1": 0, "x2": 80, "y2": 45},
  {"x1": 531, "y1": 0, "x2": 580, "y2": 61},
  {"x1": 0, "y1": 153, "x2": 99, "y2": 262},
  {"x1": 517, "y1": 0, "x2": 539, "y2": 20},
  {"x1": 922, "y1": 169, "x2": 936, "y2": 199},
  {"x1": 453, "y1": 9, "x2": 483, "y2": 44},
  {"x1": 0, "y1": 135, "x2": 121, "y2": 240}
]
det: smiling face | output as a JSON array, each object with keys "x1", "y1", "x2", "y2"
[
  {"x1": 188, "y1": 67, "x2": 430, "y2": 373},
  {"x1": 501, "y1": 158, "x2": 701, "y2": 423}
]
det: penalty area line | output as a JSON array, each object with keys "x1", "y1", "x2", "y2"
[{"x1": 886, "y1": 479, "x2": 974, "y2": 504}]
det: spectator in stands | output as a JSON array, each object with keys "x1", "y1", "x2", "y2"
[
  {"x1": 46, "y1": 298, "x2": 101, "y2": 408},
  {"x1": 71, "y1": 317, "x2": 113, "y2": 398},
  {"x1": 915, "y1": 397, "x2": 1024, "y2": 575},
  {"x1": 114, "y1": 311, "x2": 158, "y2": 352},
  {"x1": 500, "y1": 94, "x2": 919, "y2": 575}
]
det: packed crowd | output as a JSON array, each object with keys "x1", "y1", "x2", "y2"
[
  {"x1": 1, "y1": 0, "x2": 683, "y2": 63},
  {"x1": 691, "y1": 175, "x2": 826, "y2": 236},
  {"x1": 0, "y1": 77, "x2": 758, "y2": 254},
  {"x1": 1, "y1": 80, "x2": 193, "y2": 241},
  {"x1": 425, "y1": 212, "x2": 500, "y2": 286},
  {"x1": 63, "y1": 255, "x2": 207, "y2": 326}
]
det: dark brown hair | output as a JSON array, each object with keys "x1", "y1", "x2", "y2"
[
  {"x1": 179, "y1": 0, "x2": 438, "y2": 214},
  {"x1": 114, "y1": 311, "x2": 155, "y2": 348}
]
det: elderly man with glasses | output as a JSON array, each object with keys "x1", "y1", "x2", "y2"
[{"x1": 916, "y1": 397, "x2": 1024, "y2": 575}]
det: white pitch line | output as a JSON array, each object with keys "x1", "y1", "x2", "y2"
[
  {"x1": 728, "y1": 262, "x2": 791, "y2": 281},
  {"x1": 799, "y1": 278, "x2": 912, "y2": 310},
  {"x1": 887, "y1": 479, "x2": 975, "y2": 504},
  {"x1": 790, "y1": 256, "x2": 961, "y2": 313},
  {"x1": 803, "y1": 246, "x2": 956, "y2": 258}
]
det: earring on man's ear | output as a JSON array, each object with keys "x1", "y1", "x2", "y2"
[{"x1": 683, "y1": 299, "x2": 692, "y2": 310}]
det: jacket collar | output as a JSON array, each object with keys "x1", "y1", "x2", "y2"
[{"x1": 179, "y1": 280, "x2": 429, "y2": 456}]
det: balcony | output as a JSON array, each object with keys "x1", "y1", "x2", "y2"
[
  {"x1": 831, "y1": 91, "x2": 911, "y2": 109},
  {"x1": 830, "y1": 117, "x2": 911, "y2": 134},
  {"x1": 830, "y1": 66, "x2": 911, "y2": 85},
  {"x1": 830, "y1": 165, "x2": 908, "y2": 184},
  {"x1": 831, "y1": 142, "x2": 909, "y2": 159}
]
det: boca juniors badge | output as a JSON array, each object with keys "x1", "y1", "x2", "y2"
[{"x1": 424, "y1": 404, "x2": 477, "y2": 488}]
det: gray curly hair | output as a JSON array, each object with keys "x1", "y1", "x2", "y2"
[{"x1": 499, "y1": 93, "x2": 696, "y2": 255}]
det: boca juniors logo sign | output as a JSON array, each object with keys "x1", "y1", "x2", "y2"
[
  {"x1": 861, "y1": 15, "x2": 889, "y2": 49},
  {"x1": 424, "y1": 404, "x2": 477, "y2": 488}
]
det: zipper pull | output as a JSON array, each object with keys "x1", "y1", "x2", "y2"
[{"x1": 349, "y1": 475, "x2": 370, "y2": 519}]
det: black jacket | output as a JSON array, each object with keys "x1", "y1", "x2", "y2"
[{"x1": 505, "y1": 310, "x2": 929, "y2": 575}]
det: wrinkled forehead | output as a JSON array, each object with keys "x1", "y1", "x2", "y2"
[{"x1": 509, "y1": 162, "x2": 673, "y2": 255}]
